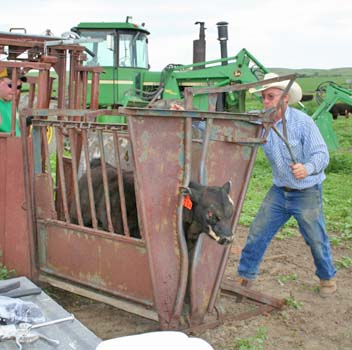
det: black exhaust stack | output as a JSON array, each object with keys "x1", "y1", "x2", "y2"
[
  {"x1": 217, "y1": 21, "x2": 229, "y2": 65},
  {"x1": 193, "y1": 21, "x2": 206, "y2": 70}
]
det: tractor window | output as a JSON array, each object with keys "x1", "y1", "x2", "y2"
[
  {"x1": 118, "y1": 32, "x2": 149, "y2": 69},
  {"x1": 81, "y1": 30, "x2": 115, "y2": 67}
]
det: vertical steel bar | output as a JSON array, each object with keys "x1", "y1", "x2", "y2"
[
  {"x1": 82, "y1": 71, "x2": 88, "y2": 109},
  {"x1": 69, "y1": 129, "x2": 83, "y2": 226},
  {"x1": 90, "y1": 71, "x2": 100, "y2": 109},
  {"x1": 19, "y1": 110, "x2": 37, "y2": 279},
  {"x1": 55, "y1": 127, "x2": 70, "y2": 222},
  {"x1": 199, "y1": 118, "x2": 213, "y2": 185},
  {"x1": 112, "y1": 132, "x2": 130, "y2": 236},
  {"x1": 98, "y1": 131, "x2": 114, "y2": 233},
  {"x1": 68, "y1": 51, "x2": 76, "y2": 109},
  {"x1": 82, "y1": 129, "x2": 98, "y2": 229},
  {"x1": 171, "y1": 116, "x2": 192, "y2": 325},
  {"x1": 10, "y1": 68, "x2": 18, "y2": 136},
  {"x1": 41, "y1": 125, "x2": 52, "y2": 188},
  {"x1": 74, "y1": 71, "x2": 81, "y2": 109}
]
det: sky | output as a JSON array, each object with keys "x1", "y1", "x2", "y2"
[{"x1": 1, "y1": 0, "x2": 351, "y2": 71}]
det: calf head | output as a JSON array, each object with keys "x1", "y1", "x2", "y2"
[{"x1": 182, "y1": 181, "x2": 234, "y2": 245}]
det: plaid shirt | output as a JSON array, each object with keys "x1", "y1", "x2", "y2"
[{"x1": 263, "y1": 106, "x2": 329, "y2": 189}]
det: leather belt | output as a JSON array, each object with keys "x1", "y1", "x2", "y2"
[
  {"x1": 282, "y1": 187, "x2": 299, "y2": 192},
  {"x1": 281, "y1": 185, "x2": 316, "y2": 192}
]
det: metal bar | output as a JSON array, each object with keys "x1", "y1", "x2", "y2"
[
  {"x1": 272, "y1": 125, "x2": 297, "y2": 164},
  {"x1": 19, "y1": 111, "x2": 37, "y2": 279},
  {"x1": 82, "y1": 129, "x2": 98, "y2": 229},
  {"x1": 277, "y1": 77, "x2": 295, "y2": 140},
  {"x1": 69, "y1": 129, "x2": 83, "y2": 226},
  {"x1": 0, "y1": 61, "x2": 52, "y2": 70},
  {"x1": 221, "y1": 281, "x2": 285, "y2": 309},
  {"x1": 31, "y1": 119, "x2": 128, "y2": 131},
  {"x1": 121, "y1": 107, "x2": 270, "y2": 123},
  {"x1": 199, "y1": 118, "x2": 212, "y2": 184},
  {"x1": 10, "y1": 68, "x2": 18, "y2": 136},
  {"x1": 81, "y1": 71, "x2": 88, "y2": 109},
  {"x1": 23, "y1": 108, "x2": 111, "y2": 118},
  {"x1": 74, "y1": 70, "x2": 82, "y2": 109},
  {"x1": 98, "y1": 131, "x2": 114, "y2": 233},
  {"x1": 171, "y1": 116, "x2": 193, "y2": 326},
  {"x1": 186, "y1": 73, "x2": 298, "y2": 95},
  {"x1": 55, "y1": 127, "x2": 70, "y2": 222},
  {"x1": 112, "y1": 132, "x2": 130, "y2": 236},
  {"x1": 90, "y1": 71, "x2": 100, "y2": 109}
]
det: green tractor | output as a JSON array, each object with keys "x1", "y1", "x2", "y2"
[
  {"x1": 311, "y1": 81, "x2": 352, "y2": 150},
  {"x1": 71, "y1": 17, "x2": 268, "y2": 118}
]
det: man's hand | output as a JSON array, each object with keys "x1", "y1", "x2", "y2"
[
  {"x1": 170, "y1": 103, "x2": 184, "y2": 111},
  {"x1": 290, "y1": 163, "x2": 308, "y2": 179}
]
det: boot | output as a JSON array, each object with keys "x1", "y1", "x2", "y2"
[
  {"x1": 235, "y1": 277, "x2": 253, "y2": 288},
  {"x1": 319, "y1": 277, "x2": 337, "y2": 298},
  {"x1": 235, "y1": 277, "x2": 253, "y2": 302}
]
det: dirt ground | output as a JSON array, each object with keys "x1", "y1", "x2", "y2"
[{"x1": 50, "y1": 226, "x2": 352, "y2": 350}]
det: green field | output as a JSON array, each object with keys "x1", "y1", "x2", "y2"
[{"x1": 271, "y1": 67, "x2": 352, "y2": 93}]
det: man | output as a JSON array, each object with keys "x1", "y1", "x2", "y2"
[
  {"x1": 237, "y1": 73, "x2": 337, "y2": 297},
  {"x1": 0, "y1": 68, "x2": 26, "y2": 136}
]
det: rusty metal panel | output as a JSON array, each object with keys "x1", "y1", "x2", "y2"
[
  {"x1": 37, "y1": 221, "x2": 154, "y2": 305},
  {"x1": 128, "y1": 115, "x2": 185, "y2": 328},
  {"x1": 35, "y1": 174, "x2": 57, "y2": 220},
  {"x1": 189, "y1": 234, "x2": 226, "y2": 325},
  {"x1": 189, "y1": 118, "x2": 261, "y2": 325},
  {"x1": 0, "y1": 136, "x2": 33, "y2": 276}
]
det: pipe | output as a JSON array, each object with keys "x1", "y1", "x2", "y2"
[
  {"x1": 193, "y1": 22, "x2": 206, "y2": 70},
  {"x1": 216, "y1": 21, "x2": 229, "y2": 66}
]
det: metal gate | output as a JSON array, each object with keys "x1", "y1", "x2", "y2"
[{"x1": 19, "y1": 93, "x2": 275, "y2": 330}]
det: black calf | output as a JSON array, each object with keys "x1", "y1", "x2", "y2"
[
  {"x1": 182, "y1": 181, "x2": 234, "y2": 247},
  {"x1": 71, "y1": 160, "x2": 234, "y2": 247},
  {"x1": 329, "y1": 103, "x2": 352, "y2": 119},
  {"x1": 70, "y1": 159, "x2": 140, "y2": 238}
]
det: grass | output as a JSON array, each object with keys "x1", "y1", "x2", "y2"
[
  {"x1": 234, "y1": 327, "x2": 268, "y2": 350},
  {"x1": 0, "y1": 263, "x2": 16, "y2": 280},
  {"x1": 285, "y1": 296, "x2": 303, "y2": 310}
]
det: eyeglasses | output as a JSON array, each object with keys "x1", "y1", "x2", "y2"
[
  {"x1": 7, "y1": 83, "x2": 22, "y2": 90},
  {"x1": 261, "y1": 93, "x2": 282, "y2": 101}
]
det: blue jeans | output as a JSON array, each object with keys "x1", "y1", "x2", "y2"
[{"x1": 238, "y1": 184, "x2": 336, "y2": 281}]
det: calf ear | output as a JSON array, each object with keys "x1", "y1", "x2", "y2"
[
  {"x1": 180, "y1": 186, "x2": 200, "y2": 203},
  {"x1": 222, "y1": 181, "x2": 232, "y2": 194},
  {"x1": 179, "y1": 186, "x2": 191, "y2": 195},
  {"x1": 187, "y1": 181, "x2": 203, "y2": 203}
]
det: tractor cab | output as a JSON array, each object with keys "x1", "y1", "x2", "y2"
[
  {"x1": 71, "y1": 18, "x2": 156, "y2": 108},
  {"x1": 72, "y1": 18, "x2": 150, "y2": 70}
]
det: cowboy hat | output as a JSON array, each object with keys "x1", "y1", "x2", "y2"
[
  {"x1": 0, "y1": 67, "x2": 27, "y2": 82},
  {"x1": 249, "y1": 72, "x2": 302, "y2": 105}
]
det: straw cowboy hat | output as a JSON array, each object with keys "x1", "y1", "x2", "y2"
[
  {"x1": 0, "y1": 67, "x2": 27, "y2": 82},
  {"x1": 249, "y1": 72, "x2": 302, "y2": 105}
]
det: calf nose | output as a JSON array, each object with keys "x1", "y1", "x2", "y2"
[{"x1": 218, "y1": 236, "x2": 233, "y2": 245}]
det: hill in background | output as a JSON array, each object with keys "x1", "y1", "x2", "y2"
[
  {"x1": 269, "y1": 67, "x2": 352, "y2": 93},
  {"x1": 270, "y1": 67, "x2": 352, "y2": 77}
]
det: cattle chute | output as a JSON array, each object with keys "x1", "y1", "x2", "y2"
[{"x1": 15, "y1": 77, "x2": 295, "y2": 330}]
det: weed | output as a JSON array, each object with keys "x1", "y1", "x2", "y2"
[
  {"x1": 277, "y1": 273, "x2": 298, "y2": 285},
  {"x1": 285, "y1": 296, "x2": 303, "y2": 309},
  {"x1": 276, "y1": 227, "x2": 298, "y2": 240},
  {"x1": 234, "y1": 327, "x2": 268, "y2": 350},
  {"x1": 0, "y1": 263, "x2": 16, "y2": 280},
  {"x1": 335, "y1": 256, "x2": 352, "y2": 269},
  {"x1": 330, "y1": 236, "x2": 341, "y2": 247}
]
